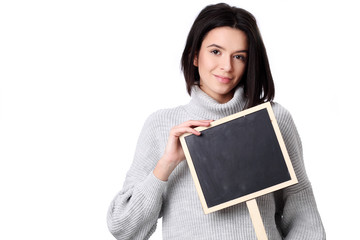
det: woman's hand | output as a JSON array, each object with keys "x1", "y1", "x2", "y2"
[{"x1": 153, "y1": 120, "x2": 213, "y2": 181}]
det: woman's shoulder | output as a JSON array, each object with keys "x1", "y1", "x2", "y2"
[
  {"x1": 270, "y1": 101, "x2": 295, "y2": 124},
  {"x1": 270, "y1": 102, "x2": 301, "y2": 141},
  {"x1": 143, "y1": 105, "x2": 188, "y2": 128}
]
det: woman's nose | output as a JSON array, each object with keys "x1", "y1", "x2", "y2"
[{"x1": 219, "y1": 56, "x2": 232, "y2": 72}]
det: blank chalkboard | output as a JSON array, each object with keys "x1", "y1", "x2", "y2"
[{"x1": 180, "y1": 102, "x2": 297, "y2": 214}]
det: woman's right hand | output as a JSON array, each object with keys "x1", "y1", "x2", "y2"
[{"x1": 153, "y1": 120, "x2": 213, "y2": 181}]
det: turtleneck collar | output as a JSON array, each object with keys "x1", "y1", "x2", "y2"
[{"x1": 183, "y1": 85, "x2": 248, "y2": 120}]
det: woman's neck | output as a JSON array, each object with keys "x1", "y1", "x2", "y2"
[{"x1": 184, "y1": 86, "x2": 247, "y2": 120}]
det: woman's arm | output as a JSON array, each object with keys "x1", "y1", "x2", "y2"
[
  {"x1": 153, "y1": 120, "x2": 213, "y2": 181},
  {"x1": 107, "y1": 172, "x2": 166, "y2": 240},
  {"x1": 273, "y1": 104, "x2": 326, "y2": 239},
  {"x1": 107, "y1": 112, "x2": 212, "y2": 239},
  {"x1": 107, "y1": 113, "x2": 166, "y2": 240}
]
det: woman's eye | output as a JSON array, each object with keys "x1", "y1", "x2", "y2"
[
  {"x1": 234, "y1": 55, "x2": 246, "y2": 61},
  {"x1": 211, "y1": 49, "x2": 220, "y2": 55}
]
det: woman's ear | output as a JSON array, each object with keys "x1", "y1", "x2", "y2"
[{"x1": 193, "y1": 54, "x2": 198, "y2": 67}]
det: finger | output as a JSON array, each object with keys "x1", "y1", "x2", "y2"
[
  {"x1": 171, "y1": 126, "x2": 201, "y2": 137},
  {"x1": 181, "y1": 120, "x2": 213, "y2": 128}
]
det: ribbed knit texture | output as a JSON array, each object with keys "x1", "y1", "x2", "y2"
[{"x1": 107, "y1": 86, "x2": 326, "y2": 240}]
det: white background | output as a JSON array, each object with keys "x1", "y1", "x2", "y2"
[{"x1": 1, "y1": 0, "x2": 359, "y2": 239}]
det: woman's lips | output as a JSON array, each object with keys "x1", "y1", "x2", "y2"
[{"x1": 214, "y1": 74, "x2": 232, "y2": 83}]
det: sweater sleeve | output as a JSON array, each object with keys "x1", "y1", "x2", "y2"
[
  {"x1": 273, "y1": 104, "x2": 326, "y2": 240},
  {"x1": 107, "y1": 113, "x2": 167, "y2": 240}
]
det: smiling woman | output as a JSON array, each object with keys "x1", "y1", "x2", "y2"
[
  {"x1": 193, "y1": 27, "x2": 248, "y2": 103},
  {"x1": 107, "y1": 3, "x2": 325, "y2": 240},
  {"x1": 181, "y1": 4, "x2": 275, "y2": 109}
]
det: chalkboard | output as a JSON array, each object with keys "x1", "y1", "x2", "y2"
[{"x1": 180, "y1": 102, "x2": 297, "y2": 214}]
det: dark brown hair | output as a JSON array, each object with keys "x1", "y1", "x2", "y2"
[{"x1": 181, "y1": 3, "x2": 274, "y2": 108}]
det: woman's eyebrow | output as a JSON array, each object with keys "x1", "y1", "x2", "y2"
[{"x1": 207, "y1": 44, "x2": 248, "y2": 53}]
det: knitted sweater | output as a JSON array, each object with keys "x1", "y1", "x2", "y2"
[{"x1": 107, "y1": 86, "x2": 325, "y2": 240}]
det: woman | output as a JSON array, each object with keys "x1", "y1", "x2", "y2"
[{"x1": 107, "y1": 3, "x2": 325, "y2": 239}]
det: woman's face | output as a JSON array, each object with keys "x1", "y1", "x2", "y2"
[{"x1": 194, "y1": 26, "x2": 248, "y2": 103}]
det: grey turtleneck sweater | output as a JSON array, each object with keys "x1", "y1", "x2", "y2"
[{"x1": 107, "y1": 86, "x2": 325, "y2": 239}]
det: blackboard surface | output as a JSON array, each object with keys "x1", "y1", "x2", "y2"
[
  {"x1": 180, "y1": 102, "x2": 297, "y2": 214},
  {"x1": 185, "y1": 108, "x2": 290, "y2": 207}
]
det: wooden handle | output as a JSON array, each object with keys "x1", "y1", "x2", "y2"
[{"x1": 246, "y1": 199, "x2": 268, "y2": 240}]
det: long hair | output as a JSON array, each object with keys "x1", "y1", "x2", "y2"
[{"x1": 181, "y1": 3, "x2": 274, "y2": 108}]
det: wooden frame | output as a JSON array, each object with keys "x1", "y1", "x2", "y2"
[{"x1": 180, "y1": 102, "x2": 298, "y2": 214}]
